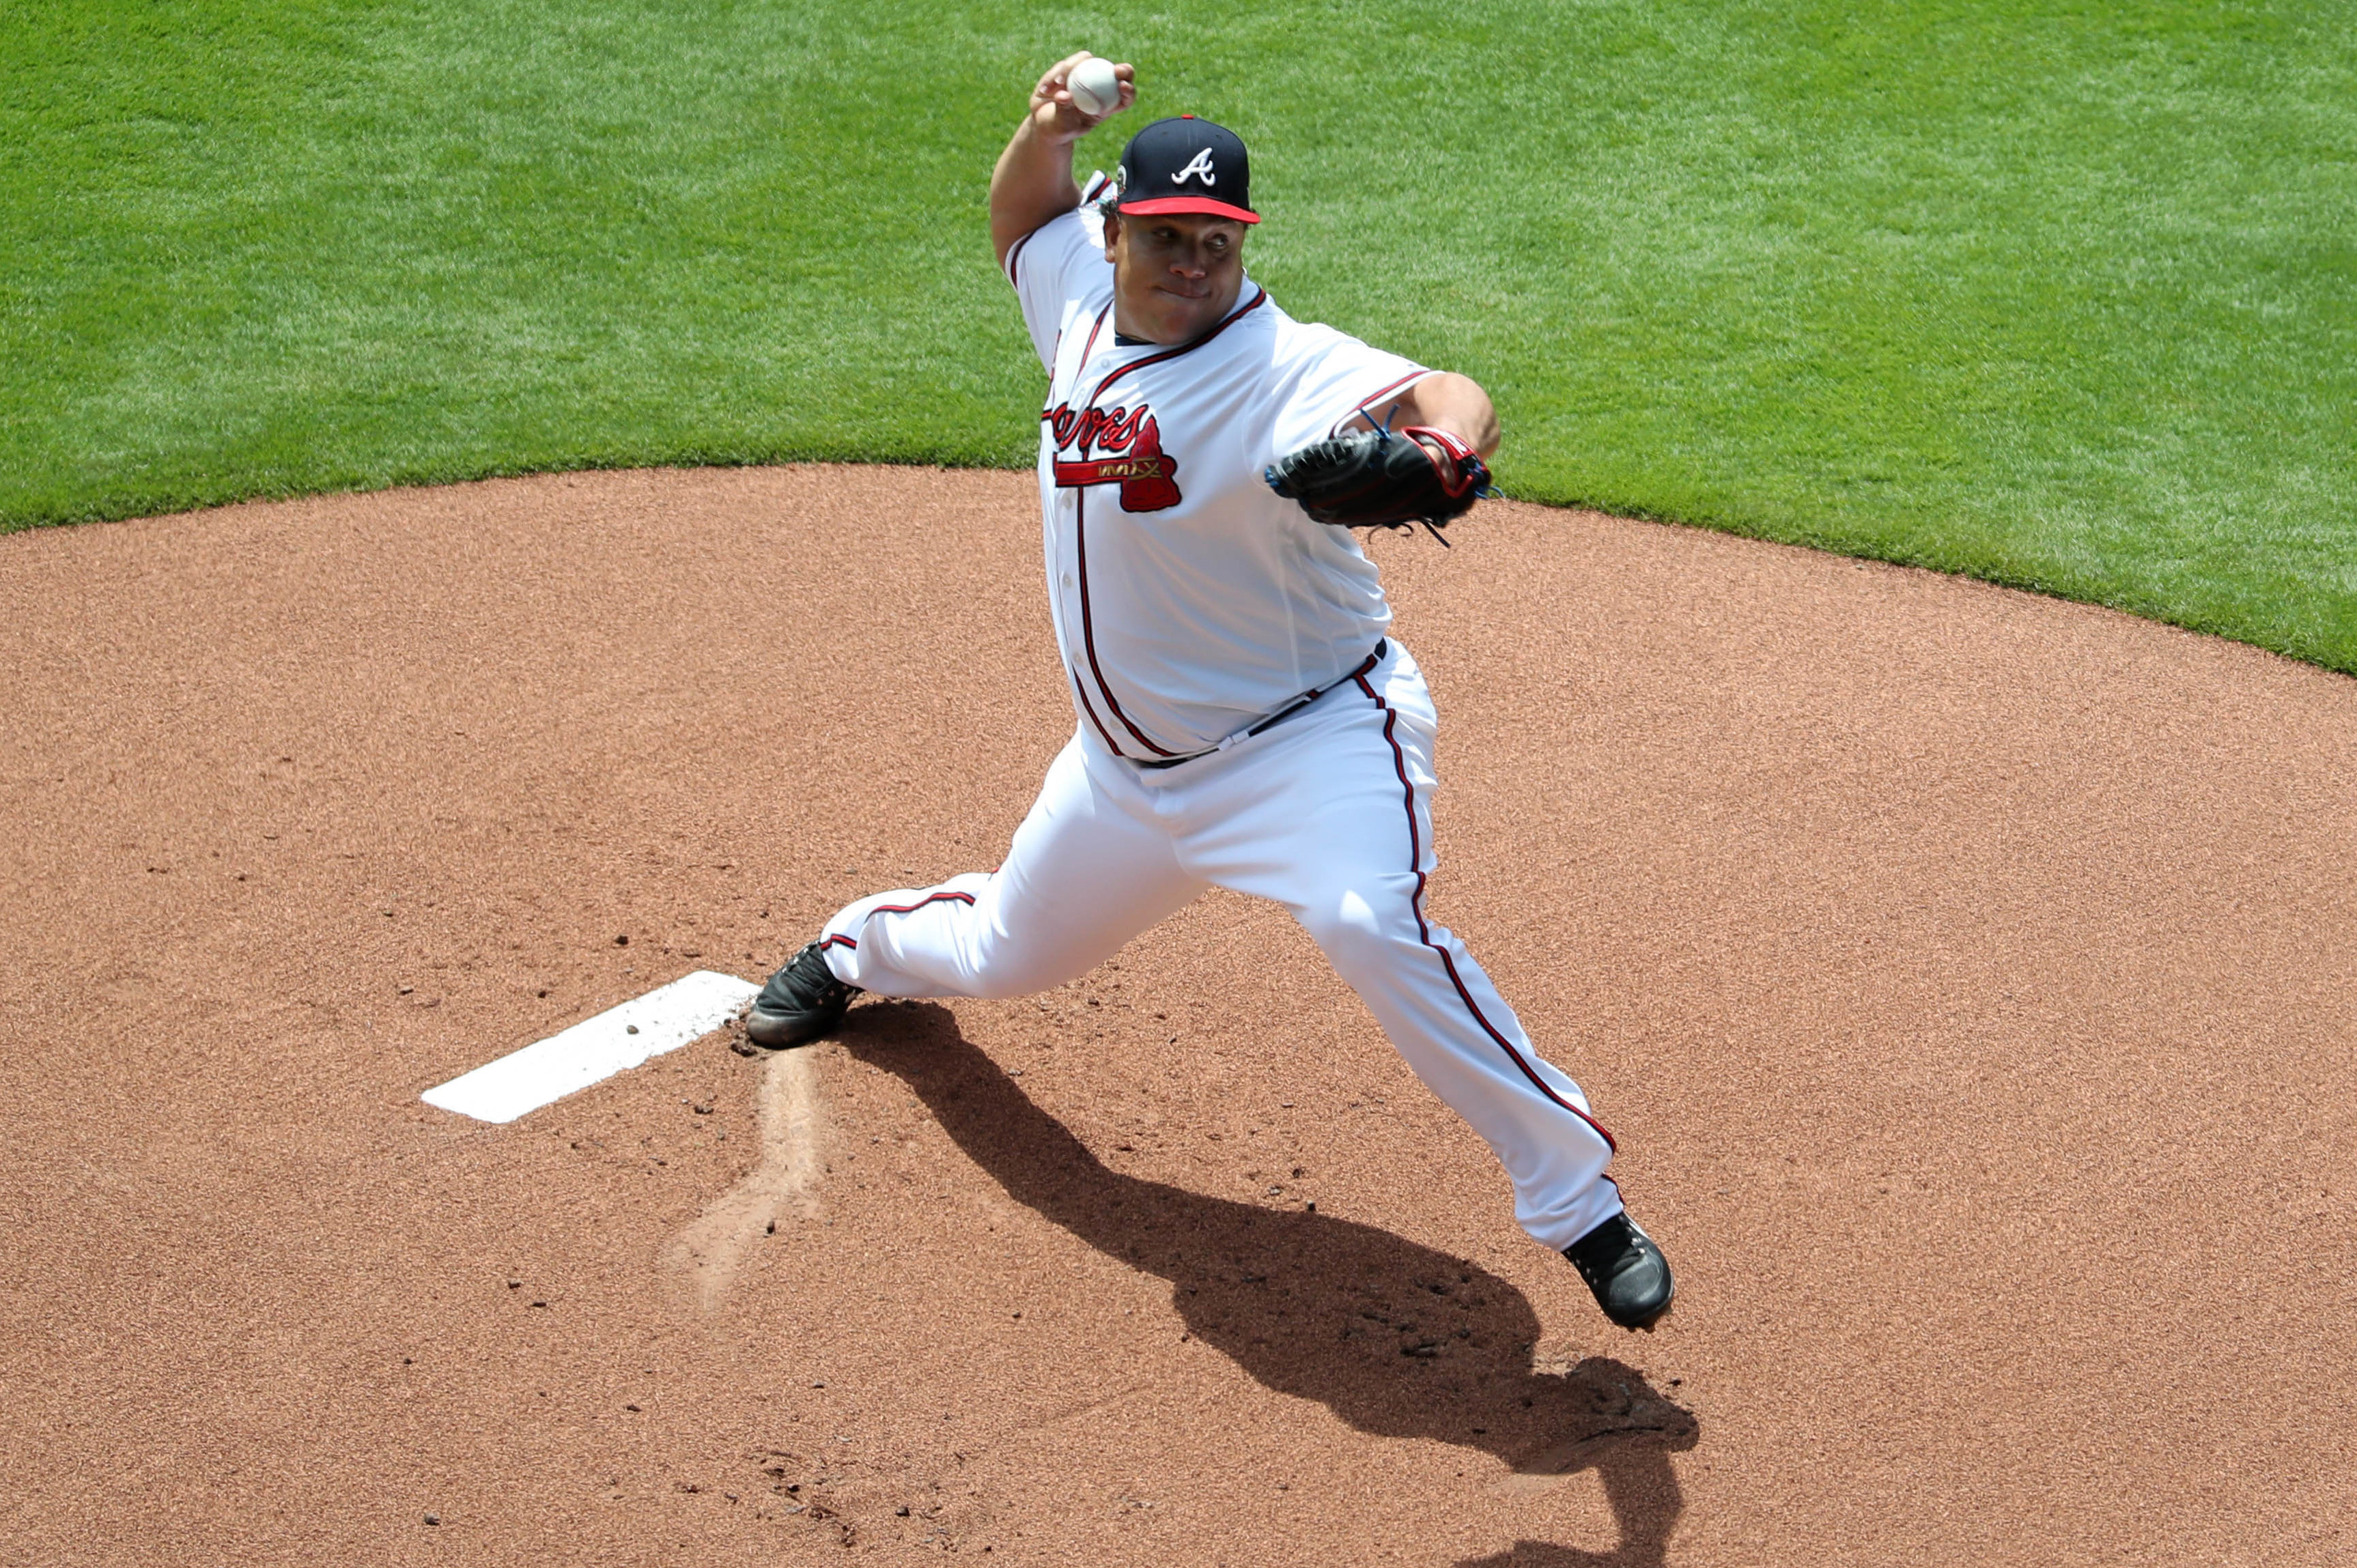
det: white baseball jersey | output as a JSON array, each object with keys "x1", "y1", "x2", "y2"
[{"x1": 1004, "y1": 183, "x2": 1435, "y2": 760}]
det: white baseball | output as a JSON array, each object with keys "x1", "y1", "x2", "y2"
[{"x1": 1068, "y1": 56, "x2": 1120, "y2": 118}]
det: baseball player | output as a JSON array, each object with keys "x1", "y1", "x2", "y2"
[{"x1": 748, "y1": 55, "x2": 1674, "y2": 1330}]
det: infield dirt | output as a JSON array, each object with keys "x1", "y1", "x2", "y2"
[{"x1": 3, "y1": 466, "x2": 2352, "y2": 1565}]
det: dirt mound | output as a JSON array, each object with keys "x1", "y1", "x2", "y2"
[{"x1": 3, "y1": 466, "x2": 2352, "y2": 1565}]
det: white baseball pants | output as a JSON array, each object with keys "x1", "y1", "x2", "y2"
[{"x1": 817, "y1": 641, "x2": 1623, "y2": 1251}]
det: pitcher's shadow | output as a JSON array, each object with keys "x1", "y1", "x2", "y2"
[{"x1": 845, "y1": 1001, "x2": 1699, "y2": 1567}]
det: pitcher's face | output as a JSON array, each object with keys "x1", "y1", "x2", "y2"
[{"x1": 1106, "y1": 212, "x2": 1247, "y2": 345}]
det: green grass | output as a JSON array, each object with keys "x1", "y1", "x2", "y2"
[{"x1": 5, "y1": 2, "x2": 2353, "y2": 670}]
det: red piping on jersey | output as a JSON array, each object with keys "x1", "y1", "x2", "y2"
[
  {"x1": 1329, "y1": 369, "x2": 1439, "y2": 436},
  {"x1": 1351, "y1": 667, "x2": 1622, "y2": 1158},
  {"x1": 1004, "y1": 227, "x2": 1036, "y2": 287},
  {"x1": 1086, "y1": 287, "x2": 1268, "y2": 405},
  {"x1": 820, "y1": 887, "x2": 980, "y2": 952},
  {"x1": 1075, "y1": 303, "x2": 1110, "y2": 367},
  {"x1": 1073, "y1": 485, "x2": 1178, "y2": 756},
  {"x1": 1069, "y1": 661, "x2": 1129, "y2": 756}
]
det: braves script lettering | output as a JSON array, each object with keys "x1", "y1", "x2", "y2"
[{"x1": 1043, "y1": 402, "x2": 1183, "y2": 511}]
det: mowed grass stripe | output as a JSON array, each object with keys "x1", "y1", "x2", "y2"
[{"x1": 5, "y1": 2, "x2": 2353, "y2": 669}]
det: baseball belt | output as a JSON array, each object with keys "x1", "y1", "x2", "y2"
[{"x1": 1135, "y1": 639, "x2": 1387, "y2": 771}]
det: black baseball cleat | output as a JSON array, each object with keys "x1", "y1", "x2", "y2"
[
  {"x1": 1564, "y1": 1212, "x2": 1676, "y2": 1331},
  {"x1": 744, "y1": 942, "x2": 862, "y2": 1050}
]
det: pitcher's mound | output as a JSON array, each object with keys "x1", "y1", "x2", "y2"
[{"x1": 4, "y1": 464, "x2": 2353, "y2": 1565}]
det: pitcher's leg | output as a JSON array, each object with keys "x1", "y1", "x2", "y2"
[
  {"x1": 1186, "y1": 655, "x2": 1624, "y2": 1253},
  {"x1": 821, "y1": 737, "x2": 1204, "y2": 1000},
  {"x1": 1321, "y1": 887, "x2": 1624, "y2": 1252}
]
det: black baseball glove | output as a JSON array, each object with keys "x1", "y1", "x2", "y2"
[{"x1": 1264, "y1": 424, "x2": 1495, "y2": 541}]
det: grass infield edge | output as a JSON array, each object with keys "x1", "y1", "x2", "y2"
[{"x1": 8, "y1": 449, "x2": 2349, "y2": 684}]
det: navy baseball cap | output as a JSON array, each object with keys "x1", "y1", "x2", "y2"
[{"x1": 1113, "y1": 115, "x2": 1259, "y2": 225}]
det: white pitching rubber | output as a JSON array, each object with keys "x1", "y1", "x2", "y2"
[{"x1": 421, "y1": 969, "x2": 761, "y2": 1124}]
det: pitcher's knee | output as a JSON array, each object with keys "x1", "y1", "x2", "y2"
[{"x1": 956, "y1": 937, "x2": 1094, "y2": 1000}]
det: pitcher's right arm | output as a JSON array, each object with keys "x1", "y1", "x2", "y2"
[{"x1": 990, "y1": 53, "x2": 1135, "y2": 268}]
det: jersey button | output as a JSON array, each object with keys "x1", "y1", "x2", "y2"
[{"x1": 1061, "y1": 572, "x2": 1075, "y2": 588}]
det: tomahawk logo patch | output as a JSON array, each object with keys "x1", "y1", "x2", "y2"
[
  {"x1": 1172, "y1": 148, "x2": 1217, "y2": 187},
  {"x1": 1043, "y1": 402, "x2": 1183, "y2": 512}
]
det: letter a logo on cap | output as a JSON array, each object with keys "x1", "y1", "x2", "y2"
[{"x1": 1172, "y1": 148, "x2": 1217, "y2": 186}]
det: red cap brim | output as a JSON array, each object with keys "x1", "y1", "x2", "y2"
[{"x1": 1116, "y1": 196, "x2": 1261, "y2": 224}]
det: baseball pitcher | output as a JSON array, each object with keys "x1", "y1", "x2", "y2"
[{"x1": 747, "y1": 55, "x2": 1675, "y2": 1331}]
